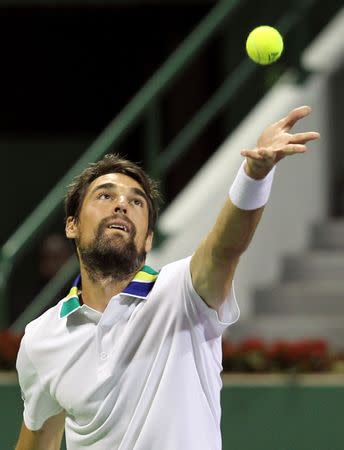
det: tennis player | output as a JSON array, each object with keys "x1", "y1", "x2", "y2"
[{"x1": 15, "y1": 106, "x2": 319, "y2": 450}]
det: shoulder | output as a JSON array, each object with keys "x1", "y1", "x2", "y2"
[
  {"x1": 145, "y1": 256, "x2": 198, "y2": 311},
  {"x1": 17, "y1": 301, "x2": 65, "y2": 380},
  {"x1": 151, "y1": 256, "x2": 192, "y2": 292},
  {"x1": 156, "y1": 256, "x2": 192, "y2": 280},
  {"x1": 23, "y1": 298, "x2": 67, "y2": 350}
]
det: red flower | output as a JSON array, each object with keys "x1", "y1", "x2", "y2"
[
  {"x1": 239, "y1": 338, "x2": 266, "y2": 353},
  {"x1": 268, "y1": 340, "x2": 290, "y2": 358}
]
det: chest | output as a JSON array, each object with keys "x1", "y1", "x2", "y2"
[{"x1": 49, "y1": 296, "x2": 192, "y2": 423}]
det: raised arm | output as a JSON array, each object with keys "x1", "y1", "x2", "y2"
[
  {"x1": 190, "y1": 106, "x2": 320, "y2": 312},
  {"x1": 15, "y1": 411, "x2": 66, "y2": 450}
]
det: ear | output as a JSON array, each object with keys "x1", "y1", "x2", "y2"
[
  {"x1": 65, "y1": 216, "x2": 79, "y2": 240},
  {"x1": 145, "y1": 231, "x2": 154, "y2": 253}
]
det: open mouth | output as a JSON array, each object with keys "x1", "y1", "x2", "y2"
[{"x1": 107, "y1": 223, "x2": 130, "y2": 233}]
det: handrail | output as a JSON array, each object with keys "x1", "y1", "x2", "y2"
[
  {"x1": 10, "y1": 60, "x2": 256, "y2": 332},
  {"x1": 0, "y1": 0, "x2": 242, "y2": 327},
  {"x1": 0, "y1": 0, "x2": 241, "y2": 265},
  {"x1": 2, "y1": 0, "x2": 320, "y2": 329},
  {"x1": 10, "y1": 0, "x2": 319, "y2": 332}
]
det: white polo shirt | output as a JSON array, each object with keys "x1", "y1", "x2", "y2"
[{"x1": 16, "y1": 256, "x2": 239, "y2": 450}]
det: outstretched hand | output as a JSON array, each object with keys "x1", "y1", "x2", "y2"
[{"x1": 241, "y1": 106, "x2": 320, "y2": 179}]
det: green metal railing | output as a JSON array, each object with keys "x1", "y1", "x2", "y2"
[
  {"x1": 2, "y1": 0, "x2": 244, "y2": 329},
  {"x1": 3, "y1": 0, "x2": 318, "y2": 331}
]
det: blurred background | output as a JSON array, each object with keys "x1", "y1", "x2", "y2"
[{"x1": 0, "y1": 0, "x2": 344, "y2": 449}]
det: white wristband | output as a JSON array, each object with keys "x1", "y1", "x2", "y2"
[{"x1": 229, "y1": 161, "x2": 275, "y2": 210}]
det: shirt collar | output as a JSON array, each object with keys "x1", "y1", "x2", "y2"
[{"x1": 59, "y1": 264, "x2": 159, "y2": 319}]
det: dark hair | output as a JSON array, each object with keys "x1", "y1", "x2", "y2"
[{"x1": 65, "y1": 154, "x2": 162, "y2": 233}]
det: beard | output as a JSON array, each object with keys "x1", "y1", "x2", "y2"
[{"x1": 77, "y1": 216, "x2": 147, "y2": 282}]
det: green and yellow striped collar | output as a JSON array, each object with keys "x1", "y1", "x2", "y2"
[{"x1": 59, "y1": 264, "x2": 159, "y2": 319}]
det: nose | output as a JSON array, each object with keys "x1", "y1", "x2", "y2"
[{"x1": 114, "y1": 195, "x2": 127, "y2": 214}]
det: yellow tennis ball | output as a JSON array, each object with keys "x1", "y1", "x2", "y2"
[{"x1": 246, "y1": 26, "x2": 284, "y2": 65}]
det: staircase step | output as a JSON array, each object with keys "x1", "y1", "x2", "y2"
[
  {"x1": 282, "y1": 251, "x2": 344, "y2": 281},
  {"x1": 254, "y1": 281, "x2": 344, "y2": 314},
  {"x1": 228, "y1": 315, "x2": 344, "y2": 350},
  {"x1": 311, "y1": 220, "x2": 344, "y2": 250}
]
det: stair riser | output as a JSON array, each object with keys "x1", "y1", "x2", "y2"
[
  {"x1": 282, "y1": 264, "x2": 344, "y2": 281},
  {"x1": 311, "y1": 240, "x2": 344, "y2": 251},
  {"x1": 254, "y1": 291, "x2": 344, "y2": 314},
  {"x1": 311, "y1": 223, "x2": 344, "y2": 250}
]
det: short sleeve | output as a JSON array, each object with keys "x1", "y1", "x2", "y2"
[
  {"x1": 183, "y1": 256, "x2": 240, "y2": 337},
  {"x1": 16, "y1": 335, "x2": 63, "y2": 431}
]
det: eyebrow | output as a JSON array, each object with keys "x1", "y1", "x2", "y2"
[{"x1": 91, "y1": 182, "x2": 148, "y2": 203}]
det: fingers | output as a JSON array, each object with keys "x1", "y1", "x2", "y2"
[
  {"x1": 241, "y1": 144, "x2": 306, "y2": 160},
  {"x1": 289, "y1": 131, "x2": 320, "y2": 144},
  {"x1": 275, "y1": 144, "x2": 307, "y2": 156},
  {"x1": 281, "y1": 106, "x2": 312, "y2": 130}
]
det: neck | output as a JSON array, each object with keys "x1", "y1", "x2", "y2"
[{"x1": 78, "y1": 262, "x2": 140, "y2": 313}]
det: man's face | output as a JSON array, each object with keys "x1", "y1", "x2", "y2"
[{"x1": 65, "y1": 173, "x2": 153, "y2": 278}]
